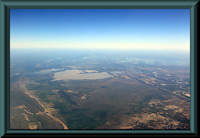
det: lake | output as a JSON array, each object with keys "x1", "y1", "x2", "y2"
[
  {"x1": 53, "y1": 69, "x2": 114, "y2": 80},
  {"x1": 109, "y1": 71, "x2": 122, "y2": 74}
]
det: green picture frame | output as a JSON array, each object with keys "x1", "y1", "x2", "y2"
[{"x1": 0, "y1": 0, "x2": 199, "y2": 137}]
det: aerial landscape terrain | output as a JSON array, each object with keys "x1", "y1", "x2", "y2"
[
  {"x1": 10, "y1": 9, "x2": 190, "y2": 130},
  {"x1": 10, "y1": 49, "x2": 190, "y2": 130}
]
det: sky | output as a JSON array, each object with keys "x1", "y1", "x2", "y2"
[{"x1": 10, "y1": 9, "x2": 190, "y2": 50}]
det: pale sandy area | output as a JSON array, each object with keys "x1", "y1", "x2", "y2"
[
  {"x1": 163, "y1": 105, "x2": 179, "y2": 110},
  {"x1": 29, "y1": 123, "x2": 37, "y2": 129},
  {"x1": 119, "y1": 113, "x2": 180, "y2": 129},
  {"x1": 21, "y1": 113, "x2": 29, "y2": 121},
  {"x1": 185, "y1": 93, "x2": 190, "y2": 97}
]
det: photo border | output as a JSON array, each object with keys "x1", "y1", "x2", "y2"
[{"x1": 0, "y1": 0, "x2": 199, "y2": 137}]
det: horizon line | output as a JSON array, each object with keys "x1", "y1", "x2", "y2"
[{"x1": 10, "y1": 48, "x2": 190, "y2": 50}]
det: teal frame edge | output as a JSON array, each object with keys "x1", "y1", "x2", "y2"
[{"x1": 0, "y1": 0, "x2": 199, "y2": 137}]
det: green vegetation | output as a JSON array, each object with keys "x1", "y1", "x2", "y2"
[
  {"x1": 27, "y1": 83, "x2": 67, "y2": 92},
  {"x1": 53, "y1": 101, "x2": 71, "y2": 113},
  {"x1": 62, "y1": 109, "x2": 107, "y2": 129}
]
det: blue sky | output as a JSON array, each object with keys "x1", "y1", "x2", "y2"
[{"x1": 10, "y1": 9, "x2": 190, "y2": 50}]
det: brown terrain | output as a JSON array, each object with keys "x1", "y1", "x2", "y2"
[{"x1": 10, "y1": 77, "x2": 68, "y2": 129}]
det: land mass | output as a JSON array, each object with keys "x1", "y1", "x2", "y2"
[{"x1": 10, "y1": 49, "x2": 190, "y2": 130}]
